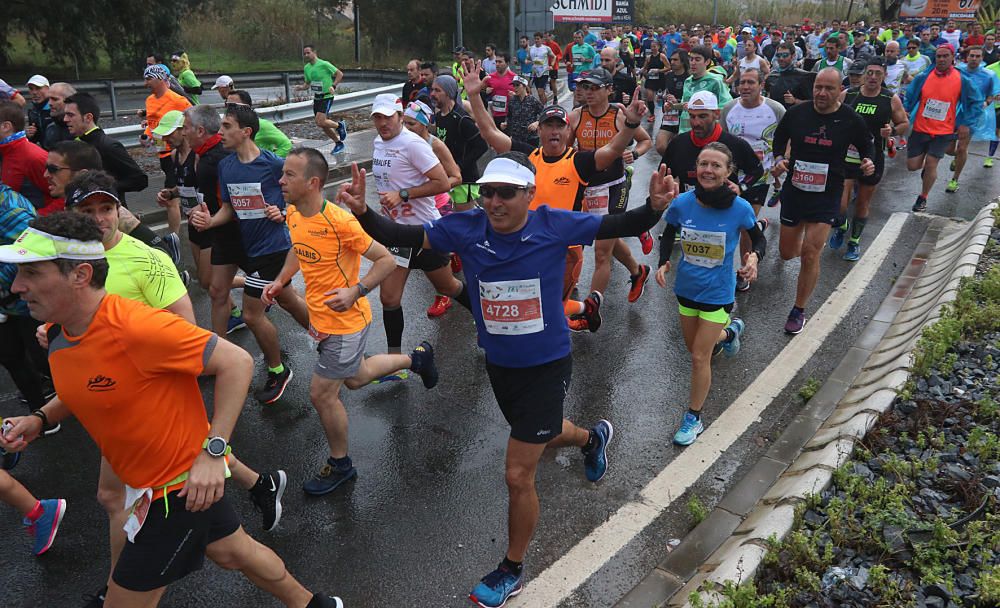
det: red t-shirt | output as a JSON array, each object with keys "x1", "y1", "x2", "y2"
[
  {"x1": 0, "y1": 137, "x2": 60, "y2": 215},
  {"x1": 544, "y1": 40, "x2": 563, "y2": 69}
]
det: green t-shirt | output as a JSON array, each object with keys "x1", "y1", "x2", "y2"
[
  {"x1": 177, "y1": 69, "x2": 202, "y2": 105},
  {"x1": 256, "y1": 118, "x2": 292, "y2": 157},
  {"x1": 679, "y1": 72, "x2": 733, "y2": 133},
  {"x1": 304, "y1": 59, "x2": 339, "y2": 100},
  {"x1": 571, "y1": 43, "x2": 597, "y2": 72},
  {"x1": 105, "y1": 233, "x2": 187, "y2": 309}
]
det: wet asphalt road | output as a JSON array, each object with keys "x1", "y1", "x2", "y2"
[{"x1": 1, "y1": 131, "x2": 998, "y2": 607}]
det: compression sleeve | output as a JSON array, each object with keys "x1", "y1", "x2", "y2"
[
  {"x1": 658, "y1": 223, "x2": 678, "y2": 267},
  {"x1": 354, "y1": 207, "x2": 426, "y2": 249},
  {"x1": 746, "y1": 223, "x2": 766, "y2": 262},
  {"x1": 594, "y1": 198, "x2": 663, "y2": 240}
]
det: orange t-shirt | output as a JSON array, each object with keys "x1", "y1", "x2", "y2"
[
  {"x1": 913, "y1": 68, "x2": 961, "y2": 136},
  {"x1": 287, "y1": 201, "x2": 374, "y2": 335},
  {"x1": 48, "y1": 294, "x2": 215, "y2": 489},
  {"x1": 144, "y1": 89, "x2": 192, "y2": 157},
  {"x1": 529, "y1": 148, "x2": 586, "y2": 211}
]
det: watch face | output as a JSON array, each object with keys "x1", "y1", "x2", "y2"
[{"x1": 208, "y1": 437, "x2": 227, "y2": 456}]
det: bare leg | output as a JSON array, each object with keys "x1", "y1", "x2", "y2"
[
  {"x1": 0, "y1": 469, "x2": 39, "y2": 515},
  {"x1": 794, "y1": 223, "x2": 831, "y2": 309},
  {"x1": 209, "y1": 264, "x2": 240, "y2": 337},
  {"x1": 241, "y1": 295, "x2": 282, "y2": 368},
  {"x1": 680, "y1": 315, "x2": 728, "y2": 412},
  {"x1": 96, "y1": 457, "x2": 128, "y2": 586},
  {"x1": 204, "y1": 528, "x2": 313, "y2": 607},
  {"x1": 104, "y1": 583, "x2": 167, "y2": 608},
  {"x1": 310, "y1": 375, "x2": 349, "y2": 459}
]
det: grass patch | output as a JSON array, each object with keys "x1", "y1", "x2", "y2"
[
  {"x1": 687, "y1": 495, "x2": 709, "y2": 526},
  {"x1": 798, "y1": 377, "x2": 822, "y2": 403}
]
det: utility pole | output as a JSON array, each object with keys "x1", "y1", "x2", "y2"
[
  {"x1": 354, "y1": 0, "x2": 361, "y2": 63},
  {"x1": 509, "y1": 0, "x2": 515, "y2": 55},
  {"x1": 712, "y1": 0, "x2": 718, "y2": 26},
  {"x1": 456, "y1": 0, "x2": 464, "y2": 48}
]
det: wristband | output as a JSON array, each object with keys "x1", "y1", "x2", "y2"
[
  {"x1": 30, "y1": 409, "x2": 48, "y2": 430},
  {"x1": 357, "y1": 282, "x2": 371, "y2": 297},
  {"x1": 624, "y1": 119, "x2": 641, "y2": 129}
]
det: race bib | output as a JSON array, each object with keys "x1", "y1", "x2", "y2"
[
  {"x1": 479, "y1": 278, "x2": 543, "y2": 335},
  {"x1": 154, "y1": 135, "x2": 168, "y2": 153},
  {"x1": 123, "y1": 486, "x2": 152, "y2": 544},
  {"x1": 310, "y1": 81, "x2": 325, "y2": 96},
  {"x1": 647, "y1": 68, "x2": 660, "y2": 78},
  {"x1": 680, "y1": 227, "x2": 726, "y2": 268},
  {"x1": 177, "y1": 185, "x2": 202, "y2": 215},
  {"x1": 387, "y1": 246, "x2": 412, "y2": 268},
  {"x1": 791, "y1": 160, "x2": 829, "y2": 192},
  {"x1": 583, "y1": 184, "x2": 610, "y2": 215},
  {"x1": 228, "y1": 183, "x2": 268, "y2": 219},
  {"x1": 845, "y1": 144, "x2": 861, "y2": 163},
  {"x1": 921, "y1": 98, "x2": 950, "y2": 121},
  {"x1": 663, "y1": 109, "x2": 680, "y2": 127},
  {"x1": 491, "y1": 95, "x2": 508, "y2": 115}
]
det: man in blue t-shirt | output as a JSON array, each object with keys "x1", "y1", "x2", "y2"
[
  {"x1": 189, "y1": 105, "x2": 310, "y2": 404},
  {"x1": 339, "y1": 153, "x2": 679, "y2": 608}
]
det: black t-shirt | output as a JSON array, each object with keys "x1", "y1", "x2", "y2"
[
  {"x1": 435, "y1": 108, "x2": 488, "y2": 183},
  {"x1": 659, "y1": 128, "x2": 764, "y2": 192},
  {"x1": 765, "y1": 69, "x2": 816, "y2": 108},
  {"x1": 611, "y1": 71, "x2": 637, "y2": 105},
  {"x1": 195, "y1": 141, "x2": 232, "y2": 215},
  {"x1": 843, "y1": 87, "x2": 894, "y2": 153},
  {"x1": 772, "y1": 102, "x2": 874, "y2": 204},
  {"x1": 662, "y1": 70, "x2": 688, "y2": 101}
]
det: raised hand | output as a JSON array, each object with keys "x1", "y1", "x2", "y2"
[
  {"x1": 648, "y1": 163, "x2": 680, "y2": 210},
  {"x1": 338, "y1": 162, "x2": 368, "y2": 215},
  {"x1": 462, "y1": 59, "x2": 485, "y2": 96},
  {"x1": 624, "y1": 86, "x2": 648, "y2": 124}
]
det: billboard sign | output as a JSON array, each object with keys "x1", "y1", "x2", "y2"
[
  {"x1": 551, "y1": 0, "x2": 610, "y2": 23},
  {"x1": 899, "y1": 0, "x2": 982, "y2": 21}
]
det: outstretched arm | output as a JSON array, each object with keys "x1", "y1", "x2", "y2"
[
  {"x1": 462, "y1": 59, "x2": 513, "y2": 153},
  {"x1": 338, "y1": 162, "x2": 432, "y2": 250}
]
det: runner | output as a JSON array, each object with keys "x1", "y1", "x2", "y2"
[
  {"x1": 654, "y1": 142, "x2": 765, "y2": 446},
  {"x1": 170, "y1": 52, "x2": 203, "y2": 104},
  {"x1": 771, "y1": 68, "x2": 875, "y2": 334},
  {"x1": 503, "y1": 76, "x2": 544, "y2": 148},
  {"x1": 640, "y1": 40, "x2": 669, "y2": 123},
  {"x1": 402, "y1": 59, "x2": 423, "y2": 103},
  {"x1": 946, "y1": 46, "x2": 999, "y2": 192},
  {"x1": 530, "y1": 33, "x2": 556, "y2": 104},
  {"x1": 181, "y1": 104, "x2": 247, "y2": 333},
  {"x1": 225, "y1": 90, "x2": 294, "y2": 157},
  {"x1": 261, "y1": 147, "x2": 439, "y2": 495},
  {"x1": 600, "y1": 48, "x2": 638, "y2": 105},
  {"x1": 338, "y1": 151, "x2": 679, "y2": 608},
  {"x1": 679, "y1": 46, "x2": 733, "y2": 133},
  {"x1": 812, "y1": 36, "x2": 853, "y2": 78},
  {"x1": 141, "y1": 64, "x2": 192, "y2": 191},
  {"x1": 152, "y1": 111, "x2": 187, "y2": 239},
  {"x1": 0, "y1": 79, "x2": 26, "y2": 106},
  {"x1": 0, "y1": 101, "x2": 59, "y2": 214},
  {"x1": 830, "y1": 57, "x2": 909, "y2": 262},
  {"x1": 189, "y1": 105, "x2": 311, "y2": 403},
  {"x1": 464, "y1": 61, "x2": 653, "y2": 331},
  {"x1": 905, "y1": 44, "x2": 984, "y2": 211},
  {"x1": 211, "y1": 75, "x2": 234, "y2": 100},
  {"x1": 722, "y1": 70, "x2": 785, "y2": 289},
  {"x1": 0, "y1": 212, "x2": 344, "y2": 608},
  {"x1": 765, "y1": 41, "x2": 816, "y2": 109},
  {"x1": 430, "y1": 75, "x2": 488, "y2": 213},
  {"x1": 484, "y1": 54, "x2": 517, "y2": 129},
  {"x1": 729, "y1": 38, "x2": 771, "y2": 86},
  {"x1": 482, "y1": 44, "x2": 498, "y2": 75},
  {"x1": 64, "y1": 172, "x2": 285, "y2": 606},
  {"x1": 42, "y1": 82, "x2": 75, "y2": 150},
  {"x1": 297, "y1": 44, "x2": 346, "y2": 154},
  {"x1": 543, "y1": 32, "x2": 563, "y2": 100},
  {"x1": 569, "y1": 30, "x2": 598, "y2": 89},
  {"x1": 368, "y1": 94, "x2": 461, "y2": 333},
  {"x1": 568, "y1": 67, "x2": 654, "y2": 326},
  {"x1": 883, "y1": 41, "x2": 910, "y2": 97},
  {"x1": 986, "y1": 57, "x2": 1000, "y2": 168},
  {"x1": 25, "y1": 75, "x2": 53, "y2": 148},
  {"x1": 658, "y1": 49, "x2": 690, "y2": 146}
]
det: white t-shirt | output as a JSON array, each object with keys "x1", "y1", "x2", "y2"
[
  {"x1": 885, "y1": 62, "x2": 907, "y2": 94},
  {"x1": 722, "y1": 97, "x2": 786, "y2": 176},
  {"x1": 900, "y1": 53, "x2": 931, "y2": 78},
  {"x1": 529, "y1": 45, "x2": 552, "y2": 77},
  {"x1": 372, "y1": 127, "x2": 442, "y2": 225},
  {"x1": 941, "y1": 29, "x2": 962, "y2": 49},
  {"x1": 740, "y1": 55, "x2": 764, "y2": 72}
]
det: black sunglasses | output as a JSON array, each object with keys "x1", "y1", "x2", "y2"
[
  {"x1": 45, "y1": 164, "x2": 71, "y2": 173},
  {"x1": 480, "y1": 185, "x2": 527, "y2": 200}
]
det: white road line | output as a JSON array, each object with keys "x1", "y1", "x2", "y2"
[{"x1": 513, "y1": 212, "x2": 909, "y2": 607}]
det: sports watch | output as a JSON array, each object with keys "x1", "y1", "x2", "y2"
[
  {"x1": 399, "y1": 189, "x2": 410, "y2": 202},
  {"x1": 356, "y1": 282, "x2": 371, "y2": 297},
  {"x1": 203, "y1": 436, "x2": 231, "y2": 458}
]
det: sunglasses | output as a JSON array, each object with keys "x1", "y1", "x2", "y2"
[
  {"x1": 45, "y1": 164, "x2": 71, "y2": 173},
  {"x1": 775, "y1": 53, "x2": 791, "y2": 58},
  {"x1": 480, "y1": 185, "x2": 527, "y2": 199}
]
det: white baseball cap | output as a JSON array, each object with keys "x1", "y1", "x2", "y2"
[
  {"x1": 212, "y1": 75, "x2": 234, "y2": 89},
  {"x1": 688, "y1": 90, "x2": 719, "y2": 111},
  {"x1": 26, "y1": 75, "x2": 50, "y2": 88},
  {"x1": 476, "y1": 157, "x2": 536, "y2": 186},
  {"x1": 370, "y1": 93, "x2": 403, "y2": 116}
]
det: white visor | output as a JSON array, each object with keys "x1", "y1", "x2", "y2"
[{"x1": 476, "y1": 158, "x2": 536, "y2": 186}]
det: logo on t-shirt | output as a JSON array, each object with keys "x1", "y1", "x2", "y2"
[
  {"x1": 803, "y1": 125, "x2": 833, "y2": 147},
  {"x1": 553, "y1": 176, "x2": 571, "y2": 185},
  {"x1": 87, "y1": 375, "x2": 117, "y2": 392}
]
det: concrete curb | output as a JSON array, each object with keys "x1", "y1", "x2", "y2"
[{"x1": 616, "y1": 200, "x2": 999, "y2": 608}]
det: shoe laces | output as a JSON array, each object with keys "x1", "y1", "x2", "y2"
[
  {"x1": 680, "y1": 413, "x2": 700, "y2": 432},
  {"x1": 481, "y1": 564, "x2": 517, "y2": 588}
]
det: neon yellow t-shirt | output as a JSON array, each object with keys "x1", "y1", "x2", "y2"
[{"x1": 105, "y1": 233, "x2": 187, "y2": 309}]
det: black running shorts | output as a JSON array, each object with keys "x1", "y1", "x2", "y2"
[
  {"x1": 112, "y1": 491, "x2": 240, "y2": 592},
  {"x1": 241, "y1": 250, "x2": 291, "y2": 299},
  {"x1": 486, "y1": 355, "x2": 571, "y2": 444}
]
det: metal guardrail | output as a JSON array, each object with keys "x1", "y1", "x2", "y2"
[
  {"x1": 106, "y1": 82, "x2": 403, "y2": 148},
  {"x1": 24, "y1": 69, "x2": 405, "y2": 120}
]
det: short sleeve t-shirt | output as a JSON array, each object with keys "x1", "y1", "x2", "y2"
[
  {"x1": 722, "y1": 98, "x2": 786, "y2": 174},
  {"x1": 144, "y1": 90, "x2": 192, "y2": 154},
  {"x1": 304, "y1": 59, "x2": 339, "y2": 100},
  {"x1": 218, "y1": 149, "x2": 291, "y2": 257},
  {"x1": 48, "y1": 295, "x2": 216, "y2": 490},
  {"x1": 665, "y1": 191, "x2": 757, "y2": 305},
  {"x1": 105, "y1": 233, "x2": 188, "y2": 309},
  {"x1": 530, "y1": 45, "x2": 552, "y2": 77},
  {"x1": 372, "y1": 127, "x2": 442, "y2": 225},
  {"x1": 572, "y1": 43, "x2": 597, "y2": 71},
  {"x1": 255, "y1": 118, "x2": 292, "y2": 158},
  {"x1": 486, "y1": 70, "x2": 517, "y2": 117},
  {"x1": 288, "y1": 201, "x2": 374, "y2": 335},
  {"x1": 424, "y1": 206, "x2": 601, "y2": 367}
]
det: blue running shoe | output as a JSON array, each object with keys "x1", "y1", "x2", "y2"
[
  {"x1": 469, "y1": 563, "x2": 525, "y2": 607},
  {"x1": 25, "y1": 498, "x2": 66, "y2": 555},
  {"x1": 409, "y1": 341, "x2": 439, "y2": 389},
  {"x1": 337, "y1": 120, "x2": 347, "y2": 143},
  {"x1": 784, "y1": 307, "x2": 806, "y2": 335},
  {"x1": 673, "y1": 412, "x2": 704, "y2": 446},
  {"x1": 828, "y1": 224, "x2": 847, "y2": 250},
  {"x1": 721, "y1": 318, "x2": 745, "y2": 358},
  {"x1": 302, "y1": 459, "x2": 357, "y2": 496},
  {"x1": 1, "y1": 449, "x2": 20, "y2": 471},
  {"x1": 332, "y1": 141, "x2": 346, "y2": 155},
  {"x1": 227, "y1": 312, "x2": 247, "y2": 335},
  {"x1": 583, "y1": 419, "x2": 613, "y2": 482},
  {"x1": 844, "y1": 242, "x2": 861, "y2": 262},
  {"x1": 163, "y1": 232, "x2": 182, "y2": 265}
]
